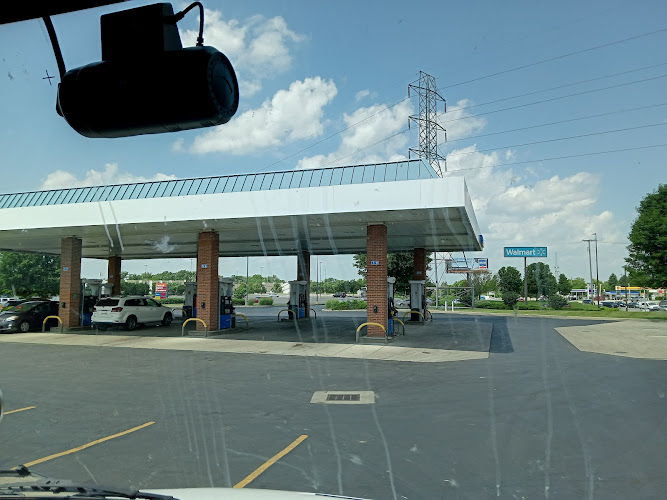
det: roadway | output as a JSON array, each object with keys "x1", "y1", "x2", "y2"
[{"x1": 1, "y1": 313, "x2": 666, "y2": 499}]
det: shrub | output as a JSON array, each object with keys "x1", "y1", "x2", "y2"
[
  {"x1": 460, "y1": 294, "x2": 473, "y2": 307},
  {"x1": 232, "y1": 298, "x2": 245, "y2": 305},
  {"x1": 157, "y1": 296, "x2": 185, "y2": 305},
  {"x1": 548, "y1": 295, "x2": 569, "y2": 310},
  {"x1": 502, "y1": 291, "x2": 520, "y2": 309},
  {"x1": 475, "y1": 300, "x2": 508, "y2": 310},
  {"x1": 258, "y1": 297, "x2": 274, "y2": 306},
  {"x1": 326, "y1": 299, "x2": 366, "y2": 310}
]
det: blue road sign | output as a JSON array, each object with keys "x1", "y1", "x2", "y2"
[{"x1": 504, "y1": 247, "x2": 547, "y2": 258}]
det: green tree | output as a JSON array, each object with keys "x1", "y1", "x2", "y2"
[
  {"x1": 233, "y1": 283, "x2": 247, "y2": 299},
  {"x1": 626, "y1": 184, "x2": 667, "y2": 287},
  {"x1": 569, "y1": 277, "x2": 587, "y2": 290},
  {"x1": 271, "y1": 282, "x2": 283, "y2": 294},
  {"x1": 607, "y1": 273, "x2": 618, "y2": 291},
  {"x1": 501, "y1": 291, "x2": 520, "y2": 309},
  {"x1": 497, "y1": 266, "x2": 522, "y2": 294},
  {"x1": 557, "y1": 273, "x2": 571, "y2": 296},
  {"x1": 353, "y1": 252, "x2": 432, "y2": 296},
  {"x1": 526, "y1": 262, "x2": 557, "y2": 298},
  {"x1": 247, "y1": 274, "x2": 266, "y2": 294},
  {"x1": 121, "y1": 281, "x2": 149, "y2": 295},
  {"x1": 618, "y1": 274, "x2": 629, "y2": 287},
  {"x1": 0, "y1": 252, "x2": 60, "y2": 297}
]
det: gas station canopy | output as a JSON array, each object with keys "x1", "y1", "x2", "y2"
[{"x1": 0, "y1": 160, "x2": 483, "y2": 259}]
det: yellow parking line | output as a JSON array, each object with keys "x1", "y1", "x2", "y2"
[
  {"x1": 234, "y1": 434, "x2": 308, "y2": 489},
  {"x1": 4, "y1": 406, "x2": 36, "y2": 415},
  {"x1": 12, "y1": 421, "x2": 155, "y2": 469}
]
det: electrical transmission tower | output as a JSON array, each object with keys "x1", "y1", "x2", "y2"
[{"x1": 408, "y1": 71, "x2": 447, "y2": 176}]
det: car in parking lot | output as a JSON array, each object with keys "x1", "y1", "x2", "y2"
[
  {"x1": 639, "y1": 301, "x2": 661, "y2": 311},
  {"x1": 582, "y1": 299, "x2": 595, "y2": 305},
  {"x1": 601, "y1": 300, "x2": 618, "y2": 308},
  {"x1": 0, "y1": 300, "x2": 60, "y2": 333},
  {"x1": 91, "y1": 296, "x2": 173, "y2": 331},
  {"x1": 333, "y1": 292, "x2": 347, "y2": 298},
  {"x1": 659, "y1": 300, "x2": 667, "y2": 311},
  {"x1": 394, "y1": 298, "x2": 410, "y2": 307}
]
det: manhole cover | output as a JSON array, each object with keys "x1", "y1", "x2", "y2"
[
  {"x1": 311, "y1": 391, "x2": 375, "y2": 405},
  {"x1": 327, "y1": 394, "x2": 360, "y2": 402}
]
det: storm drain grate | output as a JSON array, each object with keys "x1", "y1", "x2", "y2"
[
  {"x1": 327, "y1": 394, "x2": 360, "y2": 402},
  {"x1": 311, "y1": 391, "x2": 375, "y2": 405}
]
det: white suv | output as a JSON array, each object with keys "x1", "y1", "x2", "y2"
[{"x1": 91, "y1": 296, "x2": 173, "y2": 331}]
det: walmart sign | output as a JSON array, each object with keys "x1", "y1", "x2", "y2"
[{"x1": 504, "y1": 246, "x2": 548, "y2": 258}]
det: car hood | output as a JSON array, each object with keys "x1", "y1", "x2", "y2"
[{"x1": 146, "y1": 488, "x2": 367, "y2": 499}]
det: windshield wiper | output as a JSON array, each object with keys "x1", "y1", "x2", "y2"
[
  {"x1": 0, "y1": 467, "x2": 174, "y2": 500},
  {"x1": 4, "y1": 485, "x2": 175, "y2": 500}
]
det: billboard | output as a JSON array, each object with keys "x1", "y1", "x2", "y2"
[
  {"x1": 504, "y1": 247, "x2": 547, "y2": 258},
  {"x1": 155, "y1": 282, "x2": 168, "y2": 299}
]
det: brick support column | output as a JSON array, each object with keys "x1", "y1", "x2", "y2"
[
  {"x1": 297, "y1": 250, "x2": 310, "y2": 317},
  {"x1": 107, "y1": 256, "x2": 122, "y2": 296},
  {"x1": 413, "y1": 247, "x2": 426, "y2": 280},
  {"x1": 197, "y1": 232, "x2": 219, "y2": 331},
  {"x1": 59, "y1": 237, "x2": 82, "y2": 328},
  {"x1": 366, "y1": 224, "x2": 388, "y2": 336}
]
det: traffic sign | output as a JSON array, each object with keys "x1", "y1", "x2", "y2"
[{"x1": 504, "y1": 247, "x2": 547, "y2": 258}]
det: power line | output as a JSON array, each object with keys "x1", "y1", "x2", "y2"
[
  {"x1": 444, "y1": 122, "x2": 667, "y2": 158},
  {"x1": 262, "y1": 67, "x2": 666, "y2": 173},
  {"x1": 440, "y1": 73, "x2": 667, "y2": 126},
  {"x1": 443, "y1": 102, "x2": 667, "y2": 144},
  {"x1": 317, "y1": 129, "x2": 410, "y2": 168},
  {"x1": 438, "y1": 26, "x2": 667, "y2": 90},
  {"x1": 445, "y1": 61, "x2": 667, "y2": 113},
  {"x1": 444, "y1": 143, "x2": 667, "y2": 173},
  {"x1": 257, "y1": 96, "x2": 411, "y2": 172}
]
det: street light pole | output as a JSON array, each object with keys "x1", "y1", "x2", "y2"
[
  {"x1": 316, "y1": 256, "x2": 319, "y2": 304},
  {"x1": 583, "y1": 238, "x2": 594, "y2": 300},
  {"x1": 624, "y1": 265, "x2": 628, "y2": 311},
  {"x1": 245, "y1": 256, "x2": 249, "y2": 306},
  {"x1": 593, "y1": 233, "x2": 600, "y2": 307}
]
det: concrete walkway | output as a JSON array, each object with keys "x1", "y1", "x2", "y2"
[
  {"x1": 556, "y1": 320, "x2": 667, "y2": 360},
  {"x1": 0, "y1": 332, "x2": 489, "y2": 363}
]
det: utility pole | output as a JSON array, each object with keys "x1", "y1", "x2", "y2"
[
  {"x1": 583, "y1": 238, "x2": 594, "y2": 300},
  {"x1": 593, "y1": 233, "x2": 600, "y2": 307},
  {"x1": 624, "y1": 265, "x2": 628, "y2": 311},
  {"x1": 245, "y1": 256, "x2": 249, "y2": 306},
  {"x1": 434, "y1": 252, "x2": 439, "y2": 309},
  {"x1": 524, "y1": 256, "x2": 528, "y2": 302},
  {"x1": 316, "y1": 256, "x2": 319, "y2": 304}
]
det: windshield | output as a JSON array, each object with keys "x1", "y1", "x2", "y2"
[{"x1": 1, "y1": 2, "x2": 666, "y2": 499}]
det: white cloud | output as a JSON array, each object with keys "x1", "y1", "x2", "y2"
[
  {"x1": 296, "y1": 98, "x2": 413, "y2": 169},
  {"x1": 40, "y1": 163, "x2": 176, "y2": 190},
  {"x1": 440, "y1": 99, "x2": 487, "y2": 142},
  {"x1": 182, "y1": 10, "x2": 305, "y2": 96},
  {"x1": 444, "y1": 145, "x2": 627, "y2": 278},
  {"x1": 355, "y1": 89, "x2": 377, "y2": 102},
  {"x1": 190, "y1": 77, "x2": 337, "y2": 155},
  {"x1": 171, "y1": 138, "x2": 185, "y2": 152}
]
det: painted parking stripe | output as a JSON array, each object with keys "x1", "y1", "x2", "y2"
[
  {"x1": 13, "y1": 421, "x2": 155, "y2": 469},
  {"x1": 234, "y1": 434, "x2": 308, "y2": 489},
  {"x1": 4, "y1": 406, "x2": 36, "y2": 415}
]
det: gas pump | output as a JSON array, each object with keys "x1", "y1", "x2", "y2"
[
  {"x1": 80, "y1": 279, "x2": 113, "y2": 326},
  {"x1": 184, "y1": 279, "x2": 236, "y2": 329},
  {"x1": 218, "y1": 277, "x2": 235, "y2": 329},
  {"x1": 387, "y1": 277, "x2": 397, "y2": 335},
  {"x1": 287, "y1": 280, "x2": 307, "y2": 319},
  {"x1": 408, "y1": 279, "x2": 426, "y2": 322}
]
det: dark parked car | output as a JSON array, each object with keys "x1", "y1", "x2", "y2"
[
  {"x1": 0, "y1": 300, "x2": 60, "y2": 333},
  {"x1": 333, "y1": 292, "x2": 347, "y2": 298},
  {"x1": 601, "y1": 300, "x2": 619, "y2": 308},
  {"x1": 582, "y1": 299, "x2": 594, "y2": 305}
]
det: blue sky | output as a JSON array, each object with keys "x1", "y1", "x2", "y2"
[{"x1": 1, "y1": 0, "x2": 665, "y2": 284}]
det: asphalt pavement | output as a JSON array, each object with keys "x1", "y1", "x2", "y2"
[{"x1": 1, "y1": 313, "x2": 666, "y2": 499}]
